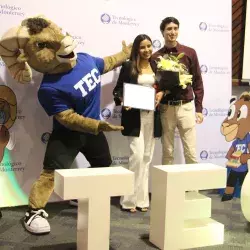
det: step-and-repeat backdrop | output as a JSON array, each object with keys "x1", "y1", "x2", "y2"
[{"x1": 0, "y1": 0, "x2": 231, "y2": 206}]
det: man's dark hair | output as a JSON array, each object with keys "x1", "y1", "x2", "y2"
[{"x1": 160, "y1": 17, "x2": 180, "y2": 33}]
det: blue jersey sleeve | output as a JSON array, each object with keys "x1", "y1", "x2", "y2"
[
  {"x1": 91, "y1": 56, "x2": 104, "y2": 74},
  {"x1": 38, "y1": 86, "x2": 73, "y2": 116},
  {"x1": 246, "y1": 133, "x2": 250, "y2": 152}
]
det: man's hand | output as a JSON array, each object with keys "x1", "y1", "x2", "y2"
[
  {"x1": 155, "y1": 91, "x2": 164, "y2": 107},
  {"x1": 98, "y1": 121, "x2": 124, "y2": 132},
  {"x1": 196, "y1": 112, "x2": 204, "y2": 124}
]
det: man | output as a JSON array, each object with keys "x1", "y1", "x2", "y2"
[{"x1": 152, "y1": 17, "x2": 204, "y2": 165}]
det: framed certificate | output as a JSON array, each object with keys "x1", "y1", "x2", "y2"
[{"x1": 123, "y1": 83, "x2": 155, "y2": 111}]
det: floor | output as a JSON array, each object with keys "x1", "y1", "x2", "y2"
[
  {"x1": 232, "y1": 85, "x2": 250, "y2": 97},
  {"x1": 0, "y1": 86, "x2": 249, "y2": 249},
  {"x1": 0, "y1": 192, "x2": 250, "y2": 250}
]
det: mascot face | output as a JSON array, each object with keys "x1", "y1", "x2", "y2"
[
  {"x1": 0, "y1": 16, "x2": 78, "y2": 83},
  {"x1": 24, "y1": 18, "x2": 77, "y2": 74},
  {"x1": 221, "y1": 93, "x2": 250, "y2": 142}
]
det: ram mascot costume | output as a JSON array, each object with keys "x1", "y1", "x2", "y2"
[{"x1": 0, "y1": 15, "x2": 132, "y2": 234}]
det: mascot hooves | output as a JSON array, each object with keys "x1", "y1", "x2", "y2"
[{"x1": 24, "y1": 209, "x2": 50, "y2": 234}]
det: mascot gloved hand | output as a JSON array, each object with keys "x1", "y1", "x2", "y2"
[{"x1": 0, "y1": 15, "x2": 132, "y2": 234}]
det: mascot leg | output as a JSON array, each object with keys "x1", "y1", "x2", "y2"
[
  {"x1": 23, "y1": 127, "x2": 80, "y2": 234},
  {"x1": 221, "y1": 170, "x2": 238, "y2": 202},
  {"x1": 24, "y1": 169, "x2": 54, "y2": 234}
]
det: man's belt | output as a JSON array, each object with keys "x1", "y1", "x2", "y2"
[{"x1": 167, "y1": 100, "x2": 191, "y2": 106}]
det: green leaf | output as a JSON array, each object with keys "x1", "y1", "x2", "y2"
[{"x1": 177, "y1": 52, "x2": 185, "y2": 60}]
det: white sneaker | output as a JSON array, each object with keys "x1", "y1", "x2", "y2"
[{"x1": 24, "y1": 209, "x2": 50, "y2": 234}]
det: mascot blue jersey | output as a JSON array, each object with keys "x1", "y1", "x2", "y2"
[{"x1": 38, "y1": 53, "x2": 104, "y2": 131}]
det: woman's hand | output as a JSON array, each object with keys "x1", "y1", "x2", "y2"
[
  {"x1": 120, "y1": 97, "x2": 132, "y2": 110},
  {"x1": 124, "y1": 107, "x2": 132, "y2": 110},
  {"x1": 119, "y1": 97, "x2": 123, "y2": 105}
]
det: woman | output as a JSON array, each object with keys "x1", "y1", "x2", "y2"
[{"x1": 113, "y1": 34, "x2": 164, "y2": 213}]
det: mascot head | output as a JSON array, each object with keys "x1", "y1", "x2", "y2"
[
  {"x1": 221, "y1": 92, "x2": 250, "y2": 142},
  {"x1": 0, "y1": 15, "x2": 78, "y2": 84}
]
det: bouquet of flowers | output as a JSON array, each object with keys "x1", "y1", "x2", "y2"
[{"x1": 155, "y1": 53, "x2": 193, "y2": 90}]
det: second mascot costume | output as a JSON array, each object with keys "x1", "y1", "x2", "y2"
[{"x1": 0, "y1": 16, "x2": 132, "y2": 234}]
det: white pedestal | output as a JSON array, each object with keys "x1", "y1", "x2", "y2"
[
  {"x1": 149, "y1": 163, "x2": 227, "y2": 250},
  {"x1": 181, "y1": 218, "x2": 224, "y2": 249},
  {"x1": 240, "y1": 160, "x2": 250, "y2": 221},
  {"x1": 54, "y1": 166, "x2": 134, "y2": 250},
  {"x1": 184, "y1": 192, "x2": 211, "y2": 220}
]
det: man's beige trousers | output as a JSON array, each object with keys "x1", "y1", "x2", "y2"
[{"x1": 160, "y1": 102, "x2": 198, "y2": 165}]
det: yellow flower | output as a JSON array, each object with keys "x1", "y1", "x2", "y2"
[
  {"x1": 180, "y1": 74, "x2": 192, "y2": 84},
  {"x1": 157, "y1": 56, "x2": 178, "y2": 71},
  {"x1": 156, "y1": 54, "x2": 193, "y2": 89}
]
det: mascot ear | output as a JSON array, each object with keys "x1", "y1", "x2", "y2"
[{"x1": 0, "y1": 25, "x2": 32, "y2": 84}]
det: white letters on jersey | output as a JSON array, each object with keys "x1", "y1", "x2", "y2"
[
  {"x1": 74, "y1": 68, "x2": 101, "y2": 97},
  {"x1": 236, "y1": 144, "x2": 246, "y2": 153}
]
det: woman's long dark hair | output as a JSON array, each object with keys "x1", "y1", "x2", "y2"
[{"x1": 130, "y1": 34, "x2": 152, "y2": 76}]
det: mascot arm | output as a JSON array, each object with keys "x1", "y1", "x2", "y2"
[
  {"x1": 39, "y1": 86, "x2": 123, "y2": 134},
  {"x1": 38, "y1": 87, "x2": 101, "y2": 134},
  {"x1": 240, "y1": 143, "x2": 250, "y2": 164},
  {"x1": 54, "y1": 109, "x2": 123, "y2": 134},
  {"x1": 54, "y1": 109, "x2": 100, "y2": 135},
  {"x1": 103, "y1": 41, "x2": 132, "y2": 74}
]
